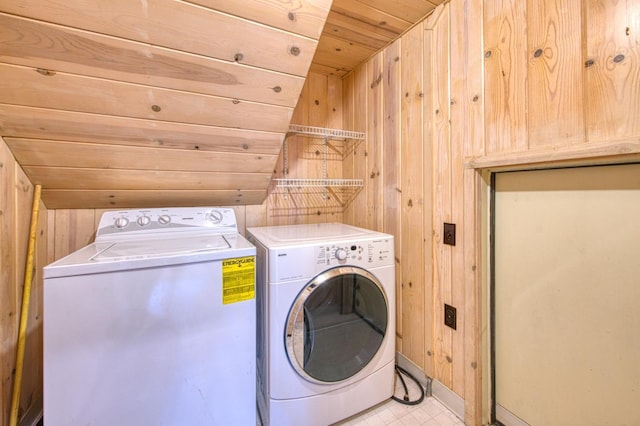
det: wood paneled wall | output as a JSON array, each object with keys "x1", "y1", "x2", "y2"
[
  {"x1": 343, "y1": 2, "x2": 484, "y2": 423},
  {"x1": 1, "y1": 138, "x2": 47, "y2": 426},
  {"x1": 344, "y1": 0, "x2": 638, "y2": 424}
]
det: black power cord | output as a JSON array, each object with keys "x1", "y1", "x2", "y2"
[{"x1": 392, "y1": 365, "x2": 425, "y2": 405}]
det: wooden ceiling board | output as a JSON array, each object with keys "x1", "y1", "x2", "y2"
[
  {"x1": 329, "y1": 0, "x2": 412, "y2": 34},
  {"x1": 312, "y1": 34, "x2": 378, "y2": 75},
  {"x1": 0, "y1": 105, "x2": 285, "y2": 155},
  {"x1": 323, "y1": 11, "x2": 398, "y2": 50},
  {"x1": 0, "y1": 64, "x2": 293, "y2": 133},
  {"x1": 0, "y1": 14, "x2": 304, "y2": 107},
  {"x1": 1, "y1": 1, "x2": 318, "y2": 76},
  {"x1": 311, "y1": 0, "x2": 445, "y2": 76},
  {"x1": 355, "y1": 0, "x2": 440, "y2": 23},
  {"x1": 185, "y1": 0, "x2": 332, "y2": 39},
  {"x1": 41, "y1": 190, "x2": 267, "y2": 209},
  {"x1": 5, "y1": 138, "x2": 277, "y2": 174},
  {"x1": 23, "y1": 167, "x2": 272, "y2": 191}
]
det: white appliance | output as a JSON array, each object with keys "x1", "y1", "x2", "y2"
[
  {"x1": 43, "y1": 207, "x2": 256, "y2": 426},
  {"x1": 247, "y1": 223, "x2": 395, "y2": 426}
]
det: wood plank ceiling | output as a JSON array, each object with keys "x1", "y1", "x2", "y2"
[{"x1": 0, "y1": 0, "x2": 442, "y2": 209}]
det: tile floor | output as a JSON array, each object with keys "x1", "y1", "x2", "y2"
[
  {"x1": 258, "y1": 370, "x2": 464, "y2": 426},
  {"x1": 335, "y1": 366, "x2": 464, "y2": 426},
  {"x1": 334, "y1": 396, "x2": 464, "y2": 426}
]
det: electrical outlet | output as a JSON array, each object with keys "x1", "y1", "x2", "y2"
[
  {"x1": 444, "y1": 304, "x2": 457, "y2": 330},
  {"x1": 444, "y1": 223, "x2": 456, "y2": 246}
]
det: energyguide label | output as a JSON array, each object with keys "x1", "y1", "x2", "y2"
[{"x1": 222, "y1": 256, "x2": 255, "y2": 304}]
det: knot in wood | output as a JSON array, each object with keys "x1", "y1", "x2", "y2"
[
  {"x1": 272, "y1": 86, "x2": 282, "y2": 93},
  {"x1": 484, "y1": 50, "x2": 492, "y2": 58},
  {"x1": 446, "y1": 356, "x2": 453, "y2": 363},
  {"x1": 287, "y1": 12, "x2": 296, "y2": 21},
  {"x1": 234, "y1": 53, "x2": 244, "y2": 62},
  {"x1": 584, "y1": 59, "x2": 594, "y2": 68},
  {"x1": 408, "y1": 199, "x2": 413, "y2": 207},
  {"x1": 533, "y1": 48, "x2": 543, "y2": 58},
  {"x1": 232, "y1": 98, "x2": 240, "y2": 104},
  {"x1": 36, "y1": 68, "x2": 56, "y2": 76},
  {"x1": 242, "y1": 144, "x2": 249, "y2": 150},
  {"x1": 613, "y1": 54, "x2": 625, "y2": 63},
  {"x1": 472, "y1": 95, "x2": 479, "y2": 102},
  {"x1": 151, "y1": 104, "x2": 161, "y2": 112},
  {"x1": 289, "y1": 46, "x2": 301, "y2": 56}
]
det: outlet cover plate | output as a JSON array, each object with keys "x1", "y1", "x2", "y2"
[
  {"x1": 444, "y1": 223, "x2": 456, "y2": 246},
  {"x1": 444, "y1": 304, "x2": 457, "y2": 330}
]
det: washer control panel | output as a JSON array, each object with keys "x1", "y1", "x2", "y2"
[{"x1": 96, "y1": 207, "x2": 238, "y2": 240}]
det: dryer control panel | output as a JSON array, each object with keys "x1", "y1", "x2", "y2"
[
  {"x1": 96, "y1": 207, "x2": 238, "y2": 240},
  {"x1": 269, "y1": 237, "x2": 394, "y2": 282}
]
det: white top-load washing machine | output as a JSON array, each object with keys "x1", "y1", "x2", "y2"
[
  {"x1": 43, "y1": 207, "x2": 256, "y2": 425},
  {"x1": 247, "y1": 223, "x2": 395, "y2": 426}
]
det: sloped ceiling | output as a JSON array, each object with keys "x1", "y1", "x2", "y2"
[
  {"x1": 312, "y1": 0, "x2": 444, "y2": 76},
  {"x1": 0, "y1": 0, "x2": 441, "y2": 209}
]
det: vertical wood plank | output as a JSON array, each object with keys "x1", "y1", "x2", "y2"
[
  {"x1": 527, "y1": 0, "x2": 585, "y2": 147},
  {"x1": 325, "y1": 74, "x2": 345, "y2": 224},
  {"x1": 462, "y1": 0, "x2": 486, "y2": 422},
  {"x1": 585, "y1": 0, "x2": 640, "y2": 141},
  {"x1": 484, "y1": 0, "x2": 528, "y2": 154},
  {"x1": 450, "y1": 0, "x2": 468, "y2": 398},
  {"x1": 400, "y1": 24, "x2": 425, "y2": 369},
  {"x1": 342, "y1": 73, "x2": 356, "y2": 226},
  {"x1": 350, "y1": 66, "x2": 369, "y2": 229},
  {"x1": 431, "y1": 2, "x2": 453, "y2": 388},
  {"x1": 422, "y1": 9, "x2": 438, "y2": 380},
  {"x1": 366, "y1": 52, "x2": 384, "y2": 231},
  {"x1": 382, "y1": 40, "x2": 403, "y2": 353}
]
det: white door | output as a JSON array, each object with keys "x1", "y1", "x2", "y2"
[{"x1": 493, "y1": 163, "x2": 640, "y2": 425}]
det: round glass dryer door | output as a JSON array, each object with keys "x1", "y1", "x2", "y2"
[{"x1": 285, "y1": 266, "x2": 388, "y2": 383}]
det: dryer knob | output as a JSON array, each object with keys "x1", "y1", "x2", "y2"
[
  {"x1": 335, "y1": 248, "x2": 348, "y2": 261},
  {"x1": 158, "y1": 214, "x2": 171, "y2": 225},
  {"x1": 114, "y1": 217, "x2": 129, "y2": 229}
]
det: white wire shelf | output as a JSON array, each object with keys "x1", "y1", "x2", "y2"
[
  {"x1": 274, "y1": 178, "x2": 363, "y2": 188},
  {"x1": 287, "y1": 125, "x2": 365, "y2": 141}
]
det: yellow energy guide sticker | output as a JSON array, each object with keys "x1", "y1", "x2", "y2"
[{"x1": 222, "y1": 256, "x2": 256, "y2": 304}]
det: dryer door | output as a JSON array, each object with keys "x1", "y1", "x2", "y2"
[{"x1": 285, "y1": 266, "x2": 388, "y2": 384}]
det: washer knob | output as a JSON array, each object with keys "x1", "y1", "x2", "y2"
[
  {"x1": 206, "y1": 210, "x2": 224, "y2": 224},
  {"x1": 335, "y1": 248, "x2": 348, "y2": 261},
  {"x1": 137, "y1": 215, "x2": 151, "y2": 226},
  {"x1": 158, "y1": 214, "x2": 171, "y2": 225},
  {"x1": 114, "y1": 217, "x2": 129, "y2": 229}
]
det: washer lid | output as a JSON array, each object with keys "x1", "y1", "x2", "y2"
[
  {"x1": 91, "y1": 235, "x2": 230, "y2": 261},
  {"x1": 44, "y1": 233, "x2": 255, "y2": 279}
]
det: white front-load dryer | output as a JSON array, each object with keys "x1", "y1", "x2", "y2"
[{"x1": 247, "y1": 223, "x2": 395, "y2": 426}]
